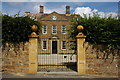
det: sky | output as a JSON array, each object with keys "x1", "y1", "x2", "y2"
[
  {"x1": 2, "y1": 0, "x2": 120, "y2": 2},
  {"x1": 2, "y1": 2, "x2": 119, "y2": 18}
]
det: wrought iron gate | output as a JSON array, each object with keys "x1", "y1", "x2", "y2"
[
  {"x1": 38, "y1": 37, "x2": 77, "y2": 72},
  {"x1": 38, "y1": 54, "x2": 77, "y2": 72}
]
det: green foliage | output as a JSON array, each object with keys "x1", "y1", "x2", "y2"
[
  {"x1": 69, "y1": 14, "x2": 120, "y2": 50},
  {"x1": 2, "y1": 14, "x2": 41, "y2": 44}
]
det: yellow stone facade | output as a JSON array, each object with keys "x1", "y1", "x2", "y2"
[{"x1": 26, "y1": 6, "x2": 75, "y2": 55}]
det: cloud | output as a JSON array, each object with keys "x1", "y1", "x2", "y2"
[
  {"x1": 32, "y1": 3, "x2": 46, "y2": 13},
  {"x1": 74, "y1": 7, "x2": 92, "y2": 15},
  {"x1": 2, "y1": 0, "x2": 28, "y2": 2},
  {"x1": 105, "y1": 12, "x2": 118, "y2": 18},
  {"x1": 74, "y1": 7, "x2": 117, "y2": 18},
  {"x1": 33, "y1": 5, "x2": 40, "y2": 13},
  {"x1": 44, "y1": 5, "x2": 66, "y2": 13},
  {"x1": 7, "y1": 2, "x2": 23, "y2": 6},
  {"x1": 2, "y1": 2, "x2": 46, "y2": 16},
  {"x1": 33, "y1": 4, "x2": 66, "y2": 13}
]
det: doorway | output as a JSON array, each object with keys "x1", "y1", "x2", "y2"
[{"x1": 52, "y1": 41, "x2": 57, "y2": 54}]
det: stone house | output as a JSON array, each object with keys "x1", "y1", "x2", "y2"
[{"x1": 25, "y1": 6, "x2": 75, "y2": 54}]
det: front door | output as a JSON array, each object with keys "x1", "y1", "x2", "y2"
[{"x1": 52, "y1": 41, "x2": 57, "y2": 54}]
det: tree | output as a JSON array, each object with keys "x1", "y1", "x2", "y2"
[
  {"x1": 69, "y1": 14, "x2": 120, "y2": 56},
  {"x1": 2, "y1": 14, "x2": 41, "y2": 44}
]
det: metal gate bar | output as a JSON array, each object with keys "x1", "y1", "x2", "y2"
[{"x1": 38, "y1": 37, "x2": 77, "y2": 72}]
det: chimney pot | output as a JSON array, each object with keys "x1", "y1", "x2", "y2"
[
  {"x1": 66, "y1": 6, "x2": 70, "y2": 14},
  {"x1": 40, "y1": 6, "x2": 44, "y2": 14},
  {"x1": 25, "y1": 12, "x2": 30, "y2": 16}
]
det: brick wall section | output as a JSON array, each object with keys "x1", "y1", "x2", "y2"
[
  {"x1": 2, "y1": 42, "x2": 29, "y2": 73},
  {"x1": 85, "y1": 42, "x2": 119, "y2": 77}
]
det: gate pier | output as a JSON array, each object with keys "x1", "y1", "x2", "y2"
[
  {"x1": 28, "y1": 25, "x2": 38, "y2": 74},
  {"x1": 76, "y1": 25, "x2": 86, "y2": 75}
]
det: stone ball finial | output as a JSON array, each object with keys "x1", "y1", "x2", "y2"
[
  {"x1": 77, "y1": 25, "x2": 84, "y2": 32},
  {"x1": 31, "y1": 25, "x2": 38, "y2": 32}
]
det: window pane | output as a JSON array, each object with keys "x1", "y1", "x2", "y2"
[
  {"x1": 42, "y1": 25, "x2": 47, "y2": 34},
  {"x1": 52, "y1": 25, "x2": 57, "y2": 34},
  {"x1": 62, "y1": 41, "x2": 66, "y2": 49},
  {"x1": 43, "y1": 41, "x2": 47, "y2": 49},
  {"x1": 62, "y1": 25, "x2": 66, "y2": 34}
]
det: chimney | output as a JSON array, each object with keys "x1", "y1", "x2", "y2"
[
  {"x1": 40, "y1": 6, "x2": 44, "y2": 14},
  {"x1": 25, "y1": 12, "x2": 30, "y2": 16},
  {"x1": 66, "y1": 6, "x2": 70, "y2": 14}
]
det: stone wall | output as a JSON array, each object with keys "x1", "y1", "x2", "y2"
[
  {"x1": 1, "y1": 41, "x2": 120, "y2": 76},
  {"x1": 2, "y1": 42, "x2": 29, "y2": 73},
  {"x1": 0, "y1": 47, "x2": 2, "y2": 72},
  {"x1": 85, "y1": 42, "x2": 120, "y2": 77}
]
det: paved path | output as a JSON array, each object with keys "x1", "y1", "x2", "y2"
[
  {"x1": 1, "y1": 72, "x2": 119, "y2": 80},
  {"x1": 2, "y1": 78, "x2": 119, "y2": 80},
  {"x1": 38, "y1": 65, "x2": 77, "y2": 72}
]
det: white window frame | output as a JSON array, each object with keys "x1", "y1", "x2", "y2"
[
  {"x1": 42, "y1": 25, "x2": 47, "y2": 34},
  {"x1": 61, "y1": 25, "x2": 66, "y2": 34},
  {"x1": 42, "y1": 40, "x2": 47, "y2": 50},
  {"x1": 52, "y1": 25, "x2": 57, "y2": 34},
  {"x1": 61, "y1": 41, "x2": 66, "y2": 50}
]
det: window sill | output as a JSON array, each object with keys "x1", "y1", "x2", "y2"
[
  {"x1": 62, "y1": 33, "x2": 66, "y2": 34},
  {"x1": 61, "y1": 49, "x2": 67, "y2": 50},
  {"x1": 42, "y1": 33, "x2": 47, "y2": 35},
  {"x1": 52, "y1": 33, "x2": 57, "y2": 35},
  {"x1": 42, "y1": 49, "x2": 47, "y2": 51}
]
